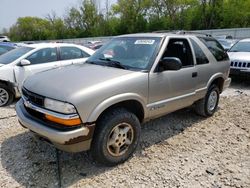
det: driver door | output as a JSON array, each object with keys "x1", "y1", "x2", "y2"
[
  {"x1": 14, "y1": 47, "x2": 60, "y2": 91},
  {"x1": 148, "y1": 38, "x2": 198, "y2": 118}
]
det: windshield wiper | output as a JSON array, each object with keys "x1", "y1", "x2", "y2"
[{"x1": 99, "y1": 58, "x2": 127, "y2": 70}]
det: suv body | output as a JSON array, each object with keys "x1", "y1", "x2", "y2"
[
  {"x1": 0, "y1": 43, "x2": 94, "y2": 106},
  {"x1": 227, "y1": 38, "x2": 250, "y2": 76},
  {"x1": 16, "y1": 33, "x2": 231, "y2": 165}
]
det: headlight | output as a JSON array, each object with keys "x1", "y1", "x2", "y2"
[{"x1": 44, "y1": 98, "x2": 77, "y2": 114}]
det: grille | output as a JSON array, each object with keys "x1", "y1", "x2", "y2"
[
  {"x1": 22, "y1": 88, "x2": 44, "y2": 107},
  {"x1": 230, "y1": 61, "x2": 250, "y2": 68}
]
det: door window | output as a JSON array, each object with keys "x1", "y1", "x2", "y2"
[
  {"x1": 27, "y1": 48, "x2": 57, "y2": 64},
  {"x1": 60, "y1": 47, "x2": 89, "y2": 60},
  {"x1": 162, "y1": 38, "x2": 194, "y2": 67}
]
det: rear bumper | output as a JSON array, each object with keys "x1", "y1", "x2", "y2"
[
  {"x1": 223, "y1": 77, "x2": 231, "y2": 91},
  {"x1": 16, "y1": 100, "x2": 93, "y2": 152}
]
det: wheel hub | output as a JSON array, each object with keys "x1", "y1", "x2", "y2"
[
  {"x1": 0, "y1": 88, "x2": 9, "y2": 106},
  {"x1": 107, "y1": 123, "x2": 134, "y2": 157},
  {"x1": 208, "y1": 90, "x2": 218, "y2": 111}
]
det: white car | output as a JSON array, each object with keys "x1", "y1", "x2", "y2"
[
  {"x1": 0, "y1": 43, "x2": 94, "y2": 106},
  {"x1": 227, "y1": 38, "x2": 250, "y2": 76},
  {"x1": 0, "y1": 36, "x2": 10, "y2": 42}
]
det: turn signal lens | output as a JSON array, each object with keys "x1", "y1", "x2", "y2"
[{"x1": 45, "y1": 114, "x2": 81, "y2": 126}]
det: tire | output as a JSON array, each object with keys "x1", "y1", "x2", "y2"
[
  {"x1": 0, "y1": 84, "x2": 14, "y2": 107},
  {"x1": 91, "y1": 108, "x2": 141, "y2": 166},
  {"x1": 195, "y1": 85, "x2": 220, "y2": 117}
]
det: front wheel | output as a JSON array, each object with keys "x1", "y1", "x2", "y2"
[
  {"x1": 0, "y1": 84, "x2": 14, "y2": 107},
  {"x1": 195, "y1": 85, "x2": 220, "y2": 117},
  {"x1": 91, "y1": 108, "x2": 141, "y2": 166}
]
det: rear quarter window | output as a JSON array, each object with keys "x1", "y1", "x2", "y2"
[
  {"x1": 198, "y1": 37, "x2": 229, "y2": 61},
  {"x1": 190, "y1": 39, "x2": 209, "y2": 65}
]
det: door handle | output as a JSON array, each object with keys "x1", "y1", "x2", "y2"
[{"x1": 192, "y1": 72, "x2": 198, "y2": 78}]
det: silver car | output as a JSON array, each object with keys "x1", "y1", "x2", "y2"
[{"x1": 16, "y1": 32, "x2": 231, "y2": 166}]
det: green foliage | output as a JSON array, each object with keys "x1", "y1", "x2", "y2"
[{"x1": 7, "y1": 0, "x2": 250, "y2": 41}]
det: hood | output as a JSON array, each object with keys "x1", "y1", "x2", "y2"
[
  {"x1": 24, "y1": 63, "x2": 137, "y2": 101},
  {"x1": 0, "y1": 64, "x2": 4, "y2": 67},
  {"x1": 228, "y1": 52, "x2": 250, "y2": 61}
]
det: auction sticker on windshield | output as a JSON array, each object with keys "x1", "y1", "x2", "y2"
[{"x1": 135, "y1": 40, "x2": 155, "y2": 45}]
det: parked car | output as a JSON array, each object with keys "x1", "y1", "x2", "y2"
[
  {"x1": 16, "y1": 32, "x2": 231, "y2": 166},
  {"x1": 214, "y1": 35, "x2": 233, "y2": 40},
  {"x1": 0, "y1": 42, "x2": 17, "y2": 56},
  {"x1": 0, "y1": 43, "x2": 94, "y2": 106},
  {"x1": 227, "y1": 38, "x2": 250, "y2": 76},
  {"x1": 217, "y1": 39, "x2": 238, "y2": 51},
  {"x1": 85, "y1": 41, "x2": 104, "y2": 51},
  {"x1": 0, "y1": 36, "x2": 10, "y2": 42},
  {"x1": 87, "y1": 40, "x2": 102, "y2": 44}
]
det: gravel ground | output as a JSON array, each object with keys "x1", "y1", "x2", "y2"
[{"x1": 0, "y1": 78, "x2": 249, "y2": 188}]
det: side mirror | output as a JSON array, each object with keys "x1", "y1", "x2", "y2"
[
  {"x1": 20, "y1": 59, "x2": 31, "y2": 66},
  {"x1": 160, "y1": 57, "x2": 182, "y2": 71}
]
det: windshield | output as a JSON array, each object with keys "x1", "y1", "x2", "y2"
[
  {"x1": 0, "y1": 47, "x2": 33, "y2": 64},
  {"x1": 229, "y1": 41, "x2": 250, "y2": 52},
  {"x1": 87, "y1": 37, "x2": 162, "y2": 71}
]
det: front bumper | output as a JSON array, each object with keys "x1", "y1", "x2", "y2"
[
  {"x1": 230, "y1": 68, "x2": 250, "y2": 76},
  {"x1": 16, "y1": 100, "x2": 93, "y2": 152},
  {"x1": 223, "y1": 77, "x2": 231, "y2": 91}
]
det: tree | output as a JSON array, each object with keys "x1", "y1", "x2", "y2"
[
  {"x1": 9, "y1": 17, "x2": 52, "y2": 41},
  {"x1": 6, "y1": 0, "x2": 250, "y2": 41},
  {"x1": 112, "y1": 0, "x2": 152, "y2": 33}
]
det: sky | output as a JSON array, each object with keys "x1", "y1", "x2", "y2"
[{"x1": 0, "y1": 0, "x2": 115, "y2": 31}]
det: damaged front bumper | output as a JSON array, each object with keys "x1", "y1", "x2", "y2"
[{"x1": 15, "y1": 99, "x2": 94, "y2": 152}]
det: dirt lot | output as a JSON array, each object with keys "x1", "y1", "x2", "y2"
[{"x1": 0, "y1": 78, "x2": 250, "y2": 188}]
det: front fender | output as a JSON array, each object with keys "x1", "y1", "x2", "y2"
[
  {"x1": 0, "y1": 65, "x2": 15, "y2": 83},
  {"x1": 86, "y1": 93, "x2": 147, "y2": 123}
]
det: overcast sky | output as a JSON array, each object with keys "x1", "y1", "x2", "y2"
[{"x1": 0, "y1": 0, "x2": 115, "y2": 31}]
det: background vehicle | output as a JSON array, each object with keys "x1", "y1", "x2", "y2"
[
  {"x1": 214, "y1": 35, "x2": 233, "y2": 40},
  {"x1": 217, "y1": 39, "x2": 238, "y2": 51},
  {"x1": 227, "y1": 38, "x2": 250, "y2": 76},
  {"x1": 0, "y1": 42, "x2": 17, "y2": 56},
  {"x1": 0, "y1": 43, "x2": 94, "y2": 106},
  {"x1": 0, "y1": 36, "x2": 10, "y2": 42},
  {"x1": 86, "y1": 41, "x2": 104, "y2": 51},
  {"x1": 88, "y1": 43, "x2": 104, "y2": 51},
  {"x1": 16, "y1": 32, "x2": 231, "y2": 166}
]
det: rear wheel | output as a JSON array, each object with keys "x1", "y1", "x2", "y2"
[
  {"x1": 195, "y1": 85, "x2": 220, "y2": 117},
  {"x1": 91, "y1": 108, "x2": 141, "y2": 166},
  {"x1": 0, "y1": 84, "x2": 14, "y2": 107}
]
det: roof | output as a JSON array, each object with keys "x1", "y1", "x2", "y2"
[
  {"x1": 27, "y1": 42, "x2": 86, "y2": 48},
  {"x1": 0, "y1": 42, "x2": 16, "y2": 47},
  {"x1": 117, "y1": 31, "x2": 212, "y2": 38},
  {"x1": 239, "y1": 38, "x2": 250, "y2": 42}
]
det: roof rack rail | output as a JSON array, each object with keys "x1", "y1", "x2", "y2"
[
  {"x1": 152, "y1": 30, "x2": 212, "y2": 37},
  {"x1": 153, "y1": 30, "x2": 172, "y2": 33},
  {"x1": 176, "y1": 31, "x2": 212, "y2": 37}
]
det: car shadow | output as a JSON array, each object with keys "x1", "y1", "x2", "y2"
[
  {"x1": 1, "y1": 107, "x2": 207, "y2": 187},
  {"x1": 230, "y1": 75, "x2": 250, "y2": 89}
]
